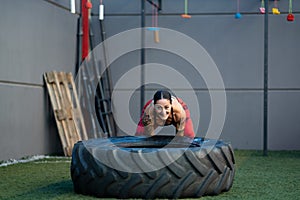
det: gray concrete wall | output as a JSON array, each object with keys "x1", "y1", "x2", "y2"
[
  {"x1": 1, "y1": 0, "x2": 300, "y2": 161},
  {"x1": 0, "y1": 0, "x2": 78, "y2": 160},
  {"x1": 89, "y1": 0, "x2": 300, "y2": 150}
]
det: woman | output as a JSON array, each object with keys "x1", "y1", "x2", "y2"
[{"x1": 136, "y1": 90, "x2": 195, "y2": 138}]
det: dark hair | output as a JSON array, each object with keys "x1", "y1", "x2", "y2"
[{"x1": 153, "y1": 90, "x2": 172, "y2": 104}]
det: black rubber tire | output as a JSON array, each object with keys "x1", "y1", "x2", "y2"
[{"x1": 71, "y1": 136, "x2": 235, "y2": 199}]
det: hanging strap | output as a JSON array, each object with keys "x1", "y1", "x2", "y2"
[{"x1": 289, "y1": 0, "x2": 293, "y2": 14}]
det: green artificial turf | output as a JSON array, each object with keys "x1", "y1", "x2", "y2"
[{"x1": 0, "y1": 150, "x2": 299, "y2": 200}]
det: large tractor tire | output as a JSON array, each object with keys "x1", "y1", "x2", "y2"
[{"x1": 71, "y1": 136, "x2": 235, "y2": 199}]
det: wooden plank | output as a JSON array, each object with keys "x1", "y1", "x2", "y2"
[
  {"x1": 67, "y1": 73, "x2": 88, "y2": 140},
  {"x1": 53, "y1": 72, "x2": 73, "y2": 156},
  {"x1": 61, "y1": 72, "x2": 82, "y2": 143},
  {"x1": 44, "y1": 71, "x2": 88, "y2": 156},
  {"x1": 44, "y1": 73, "x2": 68, "y2": 156}
]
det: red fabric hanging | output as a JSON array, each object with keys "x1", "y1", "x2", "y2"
[{"x1": 81, "y1": 0, "x2": 92, "y2": 61}]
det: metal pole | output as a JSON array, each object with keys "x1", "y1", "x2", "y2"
[
  {"x1": 263, "y1": 0, "x2": 269, "y2": 156},
  {"x1": 99, "y1": 18, "x2": 117, "y2": 137},
  {"x1": 75, "y1": 16, "x2": 82, "y2": 76},
  {"x1": 140, "y1": 0, "x2": 146, "y2": 114}
]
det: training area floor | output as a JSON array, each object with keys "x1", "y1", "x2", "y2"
[{"x1": 0, "y1": 150, "x2": 299, "y2": 200}]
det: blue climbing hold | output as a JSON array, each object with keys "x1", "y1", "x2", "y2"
[{"x1": 235, "y1": 13, "x2": 242, "y2": 19}]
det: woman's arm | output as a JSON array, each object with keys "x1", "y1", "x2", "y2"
[
  {"x1": 173, "y1": 97, "x2": 195, "y2": 138},
  {"x1": 175, "y1": 106, "x2": 186, "y2": 136},
  {"x1": 142, "y1": 105, "x2": 155, "y2": 136},
  {"x1": 136, "y1": 100, "x2": 155, "y2": 136}
]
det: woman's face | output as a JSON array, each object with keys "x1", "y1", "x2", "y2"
[{"x1": 154, "y1": 99, "x2": 172, "y2": 120}]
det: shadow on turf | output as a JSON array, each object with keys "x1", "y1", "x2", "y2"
[{"x1": 15, "y1": 180, "x2": 77, "y2": 199}]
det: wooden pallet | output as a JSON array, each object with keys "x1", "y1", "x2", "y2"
[{"x1": 44, "y1": 71, "x2": 88, "y2": 156}]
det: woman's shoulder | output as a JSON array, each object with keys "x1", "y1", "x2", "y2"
[
  {"x1": 144, "y1": 100, "x2": 154, "y2": 113},
  {"x1": 171, "y1": 97, "x2": 185, "y2": 114}
]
